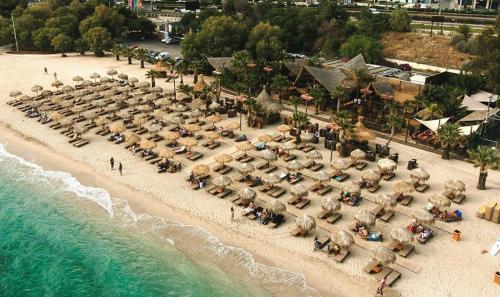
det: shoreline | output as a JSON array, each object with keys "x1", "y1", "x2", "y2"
[{"x1": 0, "y1": 122, "x2": 365, "y2": 297}]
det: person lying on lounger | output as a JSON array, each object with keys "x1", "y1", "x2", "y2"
[
  {"x1": 326, "y1": 243, "x2": 341, "y2": 255},
  {"x1": 108, "y1": 133, "x2": 119, "y2": 141},
  {"x1": 419, "y1": 228, "x2": 433, "y2": 240},
  {"x1": 358, "y1": 227, "x2": 382, "y2": 241},
  {"x1": 313, "y1": 236, "x2": 322, "y2": 251}
]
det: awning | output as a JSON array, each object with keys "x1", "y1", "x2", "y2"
[
  {"x1": 459, "y1": 124, "x2": 480, "y2": 136},
  {"x1": 458, "y1": 109, "x2": 499, "y2": 123},
  {"x1": 470, "y1": 91, "x2": 498, "y2": 103},
  {"x1": 461, "y1": 95, "x2": 489, "y2": 111},
  {"x1": 415, "y1": 117, "x2": 450, "y2": 132}
]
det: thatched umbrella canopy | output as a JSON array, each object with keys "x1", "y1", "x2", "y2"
[
  {"x1": 62, "y1": 85, "x2": 74, "y2": 93},
  {"x1": 260, "y1": 149, "x2": 277, "y2": 164},
  {"x1": 237, "y1": 163, "x2": 255, "y2": 175},
  {"x1": 60, "y1": 100, "x2": 74, "y2": 109},
  {"x1": 350, "y1": 149, "x2": 366, "y2": 164},
  {"x1": 331, "y1": 158, "x2": 351, "y2": 172},
  {"x1": 290, "y1": 184, "x2": 308, "y2": 198},
  {"x1": 89, "y1": 72, "x2": 101, "y2": 82},
  {"x1": 361, "y1": 169, "x2": 380, "y2": 182},
  {"x1": 314, "y1": 170, "x2": 331, "y2": 185},
  {"x1": 117, "y1": 73, "x2": 128, "y2": 80},
  {"x1": 276, "y1": 124, "x2": 291, "y2": 137},
  {"x1": 107, "y1": 69, "x2": 118, "y2": 77},
  {"x1": 41, "y1": 90, "x2": 53, "y2": 97},
  {"x1": 281, "y1": 142, "x2": 296, "y2": 153},
  {"x1": 139, "y1": 139, "x2": 157, "y2": 150},
  {"x1": 178, "y1": 137, "x2": 198, "y2": 150},
  {"x1": 151, "y1": 86, "x2": 163, "y2": 94},
  {"x1": 238, "y1": 187, "x2": 256, "y2": 204},
  {"x1": 125, "y1": 133, "x2": 140, "y2": 144},
  {"x1": 190, "y1": 98, "x2": 205, "y2": 109},
  {"x1": 332, "y1": 231, "x2": 354, "y2": 248},
  {"x1": 204, "y1": 131, "x2": 220, "y2": 144},
  {"x1": 100, "y1": 76, "x2": 111, "y2": 85},
  {"x1": 258, "y1": 134, "x2": 273, "y2": 144},
  {"x1": 214, "y1": 154, "x2": 233, "y2": 166},
  {"x1": 133, "y1": 116, "x2": 148, "y2": 128},
  {"x1": 295, "y1": 215, "x2": 316, "y2": 233},
  {"x1": 81, "y1": 80, "x2": 93, "y2": 87},
  {"x1": 306, "y1": 150, "x2": 323, "y2": 164},
  {"x1": 49, "y1": 112, "x2": 64, "y2": 122},
  {"x1": 119, "y1": 85, "x2": 133, "y2": 95},
  {"x1": 157, "y1": 98, "x2": 171, "y2": 107},
  {"x1": 444, "y1": 179, "x2": 466, "y2": 196},
  {"x1": 391, "y1": 228, "x2": 414, "y2": 245},
  {"x1": 208, "y1": 101, "x2": 220, "y2": 111},
  {"x1": 410, "y1": 168, "x2": 430, "y2": 183},
  {"x1": 256, "y1": 86, "x2": 282, "y2": 114},
  {"x1": 193, "y1": 75, "x2": 207, "y2": 92},
  {"x1": 376, "y1": 194, "x2": 398, "y2": 210},
  {"x1": 321, "y1": 196, "x2": 341, "y2": 213},
  {"x1": 236, "y1": 142, "x2": 255, "y2": 154},
  {"x1": 128, "y1": 77, "x2": 139, "y2": 84},
  {"x1": 51, "y1": 80, "x2": 64, "y2": 89},
  {"x1": 147, "y1": 123, "x2": 163, "y2": 135},
  {"x1": 73, "y1": 105, "x2": 86, "y2": 116},
  {"x1": 9, "y1": 91, "x2": 22, "y2": 98},
  {"x1": 153, "y1": 110, "x2": 166, "y2": 121},
  {"x1": 429, "y1": 192, "x2": 451, "y2": 209},
  {"x1": 286, "y1": 160, "x2": 304, "y2": 172},
  {"x1": 95, "y1": 117, "x2": 108, "y2": 127},
  {"x1": 174, "y1": 104, "x2": 188, "y2": 112},
  {"x1": 370, "y1": 247, "x2": 396, "y2": 265},
  {"x1": 59, "y1": 118, "x2": 73, "y2": 128},
  {"x1": 138, "y1": 104, "x2": 153, "y2": 115},
  {"x1": 190, "y1": 108, "x2": 204, "y2": 120},
  {"x1": 354, "y1": 209, "x2": 376, "y2": 226},
  {"x1": 393, "y1": 181, "x2": 415, "y2": 195},
  {"x1": 31, "y1": 85, "x2": 43, "y2": 95},
  {"x1": 212, "y1": 175, "x2": 232, "y2": 188},
  {"x1": 205, "y1": 114, "x2": 221, "y2": 128},
  {"x1": 168, "y1": 115, "x2": 185, "y2": 127},
  {"x1": 162, "y1": 131, "x2": 181, "y2": 141},
  {"x1": 342, "y1": 182, "x2": 361, "y2": 195},
  {"x1": 263, "y1": 173, "x2": 281, "y2": 185},
  {"x1": 155, "y1": 147, "x2": 174, "y2": 160},
  {"x1": 378, "y1": 158, "x2": 397, "y2": 173},
  {"x1": 352, "y1": 116, "x2": 375, "y2": 142},
  {"x1": 30, "y1": 101, "x2": 43, "y2": 108},
  {"x1": 191, "y1": 164, "x2": 210, "y2": 176},
  {"x1": 183, "y1": 123, "x2": 201, "y2": 133},
  {"x1": 268, "y1": 199, "x2": 286, "y2": 214},
  {"x1": 137, "y1": 81, "x2": 151, "y2": 89},
  {"x1": 50, "y1": 96, "x2": 63, "y2": 105},
  {"x1": 72, "y1": 76, "x2": 84, "y2": 85},
  {"x1": 19, "y1": 95, "x2": 31, "y2": 102},
  {"x1": 73, "y1": 124, "x2": 89, "y2": 136},
  {"x1": 412, "y1": 209, "x2": 435, "y2": 224},
  {"x1": 225, "y1": 121, "x2": 240, "y2": 131},
  {"x1": 109, "y1": 123, "x2": 126, "y2": 134}
]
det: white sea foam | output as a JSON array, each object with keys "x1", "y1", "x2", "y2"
[{"x1": 0, "y1": 143, "x2": 320, "y2": 297}]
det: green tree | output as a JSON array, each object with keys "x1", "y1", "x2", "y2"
[
  {"x1": 390, "y1": 9, "x2": 411, "y2": 32},
  {"x1": 145, "y1": 69, "x2": 159, "y2": 87},
  {"x1": 32, "y1": 28, "x2": 54, "y2": 51},
  {"x1": 111, "y1": 43, "x2": 122, "y2": 60},
  {"x1": 292, "y1": 111, "x2": 309, "y2": 143},
  {"x1": 331, "y1": 110, "x2": 353, "y2": 144},
  {"x1": 436, "y1": 123, "x2": 462, "y2": 160},
  {"x1": 51, "y1": 33, "x2": 74, "y2": 56},
  {"x1": 134, "y1": 48, "x2": 149, "y2": 68},
  {"x1": 339, "y1": 35, "x2": 382, "y2": 63},
  {"x1": 384, "y1": 102, "x2": 404, "y2": 147},
  {"x1": 82, "y1": 26, "x2": 111, "y2": 56},
  {"x1": 177, "y1": 83, "x2": 194, "y2": 95},
  {"x1": 74, "y1": 38, "x2": 87, "y2": 55},
  {"x1": 122, "y1": 46, "x2": 134, "y2": 64},
  {"x1": 332, "y1": 85, "x2": 349, "y2": 113},
  {"x1": 309, "y1": 85, "x2": 327, "y2": 115},
  {"x1": 467, "y1": 146, "x2": 499, "y2": 190},
  {"x1": 270, "y1": 74, "x2": 289, "y2": 104},
  {"x1": 246, "y1": 22, "x2": 284, "y2": 62},
  {"x1": 289, "y1": 95, "x2": 301, "y2": 113},
  {"x1": 194, "y1": 15, "x2": 248, "y2": 57},
  {"x1": 458, "y1": 24, "x2": 471, "y2": 42}
]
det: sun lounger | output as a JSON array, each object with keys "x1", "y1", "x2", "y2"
[
  {"x1": 73, "y1": 139, "x2": 88, "y2": 147},
  {"x1": 347, "y1": 197, "x2": 362, "y2": 206},
  {"x1": 317, "y1": 185, "x2": 332, "y2": 195},
  {"x1": 302, "y1": 146, "x2": 315, "y2": 153},
  {"x1": 217, "y1": 188, "x2": 232, "y2": 199},
  {"x1": 382, "y1": 172, "x2": 395, "y2": 181},
  {"x1": 367, "y1": 184, "x2": 380, "y2": 193},
  {"x1": 263, "y1": 165, "x2": 277, "y2": 173},
  {"x1": 287, "y1": 196, "x2": 301, "y2": 205},
  {"x1": 51, "y1": 123, "x2": 62, "y2": 130},
  {"x1": 259, "y1": 184, "x2": 273, "y2": 193},
  {"x1": 290, "y1": 227, "x2": 306, "y2": 237},
  {"x1": 295, "y1": 199, "x2": 311, "y2": 209},
  {"x1": 303, "y1": 161, "x2": 313, "y2": 169},
  {"x1": 219, "y1": 166, "x2": 233, "y2": 175},
  {"x1": 388, "y1": 240, "x2": 401, "y2": 252},
  {"x1": 380, "y1": 210, "x2": 394, "y2": 222},
  {"x1": 326, "y1": 213, "x2": 342, "y2": 224},
  {"x1": 144, "y1": 154, "x2": 158, "y2": 161},
  {"x1": 371, "y1": 205, "x2": 385, "y2": 217},
  {"x1": 234, "y1": 153, "x2": 245, "y2": 161},
  {"x1": 310, "y1": 163, "x2": 324, "y2": 172},
  {"x1": 256, "y1": 162, "x2": 269, "y2": 170},
  {"x1": 449, "y1": 193, "x2": 466, "y2": 204},
  {"x1": 232, "y1": 197, "x2": 244, "y2": 206},
  {"x1": 332, "y1": 173, "x2": 349, "y2": 182},
  {"x1": 239, "y1": 156, "x2": 254, "y2": 163},
  {"x1": 205, "y1": 184, "x2": 217, "y2": 193},
  {"x1": 68, "y1": 137, "x2": 81, "y2": 144},
  {"x1": 399, "y1": 244, "x2": 415, "y2": 258},
  {"x1": 415, "y1": 183, "x2": 429, "y2": 192},
  {"x1": 269, "y1": 187, "x2": 286, "y2": 198},
  {"x1": 283, "y1": 154, "x2": 296, "y2": 162},
  {"x1": 289, "y1": 175, "x2": 302, "y2": 184},
  {"x1": 355, "y1": 162, "x2": 367, "y2": 170},
  {"x1": 187, "y1": 152, "x2": 203, "y2": 161},
  {"x1": 385, "y1": 270, "x2": 401, "y2": 286},
  {"x1": 333, "y1": 249, "x2": 350, "y2": 263},
  {"x1": 317, "y1": 210, "x2": 330, "y2": 219},
  {"x1": 309, "y1": 182, "x2": 321, "y2": 192},
  {"x1": 363, "y1": 260, "x2": 382, "y2": 274},
  {"x1": 268, "y1": 218, "x2": 285, "y2": 228},
  {"x1": 149, "y1": 157, "x2": 162, "y2": 164},
  {"x1": 400, "y1": 195, "x2": 413, "y2": 206},
  {"x1": 207, "y1": 142, "x2": 221, "y2": 150},
  {"x1": 272, "y1": 134, "x2": 284, "y2": 142},
  {"x1": 375, "y1": 266, "x2": 393, "y2": 281}
]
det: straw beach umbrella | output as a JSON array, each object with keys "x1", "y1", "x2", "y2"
[
  {"x1": 286, "y1": 160, "x2": 304, "y2": 172},
  {"x1": 90, "y1": 72, "x2": 101, "y2": 83},
  {"x1": 354, "y1": 209, "x2": 376, "y2": 226},
  {"x1": 225, "y1": 121, "x2": 240, "y2": 131},
  {"x1": 429, "y1": 192, "x2": 451, "y2": 209},
  {"x1": 412, "y1": 209, "x2": 435, "y2": 224},
  {"x1": 41, "y1": 90, "x2": 53, "y2": 97},
  {"x1": 314, "y1": 170, "x2": 331, "y2": 185},
  {"x1": 128, "y1": 77, "x2": 139, "y2": 84},
  {"x1": 342, "y1": 182, "x2": 361, "y2": 196},
  {"x1": 263, "y1": 173, "x2": 281, "y2": 185},
  {"x1": 31, "y1": 85, "x2": 43, "y2": 95},
  {"x1": 350, "y1": 149, "x2": 366, "y2": 165},
  {"x1": 410, "y1": 168, "x2": 430, "y2": 184},
  {"x1": 9, "y1": 91, "x2": 22, "y2": 99},
  {"x1": 238, "y1": 163, "x2": 255, "y2": 175},
  {"x1": 19, "y1": 95, "x2": 31, "y2": 103},
  {"x1": 306, "y1": 150, "x2": 322, "y2": 165},
  {"x1": 133, "y1": 116, "x2": 148, "y2": 128},
  {"x1": 151, "y1": 86, "x2": 163, "y2": 94},
  {"x1": 378, "y1": 158, "x2": 397, "y2": 174},
  {"x1": 125, "y1": 133, "x2": 140, "y2": 144},
  {"x1": 376, "y1": 194, "x2": 398, "y2": 210},
  {"x1": 109, "y1": 123, "x2": 126, "y2": 134},
  {"x1": 236, "y1": 142, "x2": 254, "y2": 156},
  {"x1": 290, "y1": 184, "x2": 308, "y2": 198},
  {"x1": 206, "y1": 114, "x2": 221, "y2": 128},
  {"x1": 204, "y1": 131, "x2": 220, "y2": 144},
  {"x1": 276, "y1": 124, "x2": 291, "y2": 137},
  {"x1": 95, "y1": 117, "x2": 108, "y2": 128},
  {"x1": 238, "y1": 188, "x2": 256, "y2": 204},
  {"x1": 260, "y1": 149, "x2": 277, "y2": 164},
  {"x1": 73, "y1": 76, "x2": 84, "y2": 85},
  {"x1": 50, "y1": 112, "x2": 64, "y2": 123},
  {"x1": 178, "y1": 137, "x2": 198, "y2": 151},
  {"x1": 331, "y1": 158, "x2": 351, "y2": 174},
  {"x1": 212, "y1": 175, "x2": 232, "y2": 188},
  {"x1": 281, "y1": 142, "x2": 296, "y2": 154},
  {"x1": 191, "y1": 164, "x2": 209, "y2": 177},
  {"x1": 295, "y1": 215, "x2": 316, "y2": 233},
  {"x1": 258, "y1": 134, "x2": 273, "y2": 144},
  {"x1": 52, "y1": 80, "x2": 63, "y2": 89},
  {"x1": 393, "y1": 181, "x2": 415, "y2": 195},
  {"x1": 321, "y1": 196, "x2": 341, "y2": 214},
  {"x1": 209, "y1": 101, "x2": 220, "y2": 111},
  {"x1": 190, "y1": 98, "x2": 205, "y2": 109},
  {"x1": 62, "y1": 85, "x2": 74, "y2": 93},
  {"x1": 140, "y1": 139, "x2": 157, "y2": 150},
  {"x1": 118, "y1": 73, "x2": 128, "y2": 80},
  {"x1": 333, "y1": 231, "x2": 354, "y2": 249},
  {"x1": 147, "y1": 123, "x2": 163, "y2": 135},
  {"x1": 444, "y1": 179, "x2": 466, "y2": 197},
  {"x1": 361, "y1": 169, "x2": 380, "y2": 182},
  {"x1": 268, "y1": 200, "x2": 286, "y2": 214},
  {"x1": 370, "y1": 246, "x2": 396, "y2": 265},
  {"x1": 214, "y1": 154, "x2": 233, "y2": 166},
  {"x1": 190, "y1": 109, "x2": 204, "y2": 121},
  {"x1": 162, "y1": 131, "x2": 180, "y2": 142},
  {"x1": 107, "y1": 69, "x2": 118, "y2": 78},
  {"x1": 183, "y1": 123, "x2": 201, "y2": 134},
  {"x1": 390, "y1": 228, "x2": 414, "y2": 246}
]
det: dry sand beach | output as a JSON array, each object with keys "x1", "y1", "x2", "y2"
[{"x1": 1, "y1": 51, "x2": 499, "y2": 297}]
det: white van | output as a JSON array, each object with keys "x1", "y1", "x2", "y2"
[{"x1": 155, "y1": 52, "x2": 170, "y2": 61}]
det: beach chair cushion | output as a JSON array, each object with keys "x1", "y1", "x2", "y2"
[
  {"x1": 355, "y1": 162, "x2": 367, "y2": 170},
  {"x1": 334, "y1": 249, "x2": 350, "y2": 263},
  {"x1": 415, "y1": 184, "x2": 429, "y2": 192},
  {"x1": 326, "y1": 213, "x2": 342, "y2": 224},
  {"x1": 380, "y1": 210, "x2": 394, "y2": 222},
  {"x1": 295, "y1": 199, "x2": 311, "y2": 209},
  {"x1": 399, "y1": 244, "x2": 415, "y2": 258}
]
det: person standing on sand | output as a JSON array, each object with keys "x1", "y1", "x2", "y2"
[
  {"x1": 230, "y1": 206, "x2": 234, "y2": 221},
  {"x1": 110, "y1": 157, "x2": 114, "y2": 170},
  {"x1": 54, "y1": 72, "x2": 57, "y2": 80},
  {"x1": 377, "y1": 276, "x2": 387, "y2": 296},
  {"x1": 118, "y1": 162, "x2": 123, "y2": 176},
  {"x1": 44, "y1": 67, "x2": 48, "y2": 75}
]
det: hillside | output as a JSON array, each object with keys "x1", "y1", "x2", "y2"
[{"x1": 380, "y1": 32, "x2": 473, "y2": 70}]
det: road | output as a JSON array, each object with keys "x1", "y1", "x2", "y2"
[{"x1": 126, "y1": 40, "x2": 182, "y2": 59}]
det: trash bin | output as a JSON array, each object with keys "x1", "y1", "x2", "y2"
[
  {"x1": 495, "y1": 271, "x2": 500, "y2": 285},
  {"x1": 452, "y1": 230, "x2": 461, "y2": 241}
]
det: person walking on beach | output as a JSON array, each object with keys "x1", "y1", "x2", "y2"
[
  {"x1": 118, "y1": 162, "x2": 123, "y2": 176},
  {"x1": 376, "y1": 276, "x2": 387, "y2": 296},
  {"x1": 44, "y1": 67, "x2": 48, "y2": 75},
  {"x1": 110, "y1": 157, "x2": 114, "y2": 170},
  {"x1": 230, "y1": 206, "x2": 234, "y2": 221},
  {"x1": 54, "y1": 72, "x2": 57, "y2": 80}
]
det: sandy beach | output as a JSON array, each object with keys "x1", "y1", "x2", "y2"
[{"x1": 1, "y1": 51, "x2": 499, "y2": 297}]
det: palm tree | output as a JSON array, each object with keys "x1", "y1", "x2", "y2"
[
  {"x1": 135, "y1": 48, "x2": 150, "y2": 68},
  {"x1": 332, "y1": 85, "x2": 349, "y2": 113},
  {"x1": 177, "y1": 83, "x2": 193, "y2": 95},
  {"x1": 331, "y1": 110, "x2": 354, "y2": 156},
  {"x1": 244, "y1": 98, "x2": 257, "y2": 126},
  {"x1": 145, "y1": 70, "x2": 159, "y2": 87},
  {"x1": 289, "y1": 96, "x2": 301, "y2": 113},
  {"x1": 467, "y1": 146, "x2": 499, "y2": 190},
  {"x1": 122, "y1": 47, "x2": 134, "y2": 65},
  {"x1": 271, "y1": 74, "x2": 289, "y2": 104},
  {"x1": 436, "y1": 123, "x2": 462, "y2": 159},
  {"x1": 190, "y1": 60, "x2": 202, "y2": 84},
  {"x1": 384, "y1": 102, "x2": 405, "y2": 147},
  {"x1": 437, "y1": 92, "x2": 468, "y2": 118},
  {"x1": 309, "y1": 85, "x2": 327, "y2": 115},
  {"x1": 111, "y1": 43, "x2": 122, "y2": 61},
  {"x1": 175, "y1": 60, "x2": 189, "y2": 84},
  {"x1": 423, "y1": 102, "x2": 440, "y2": 120},
  {"x1": 292, "y1": 111, "x2": 309, "y2": 143}
]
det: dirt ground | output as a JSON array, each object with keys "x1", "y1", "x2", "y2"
[{"x1": 380, "y1": 32, "x2": 473, "y2": 70}]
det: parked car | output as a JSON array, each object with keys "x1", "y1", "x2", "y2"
[
  {"x1": 369, "y1": 8, "x2": 380, "y2": 14},
  {"x1": 155, "y1": 52, "x2": 170, "y2": 61}
]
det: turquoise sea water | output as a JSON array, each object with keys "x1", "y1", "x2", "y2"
[{"x1": 0, "y1": 144, "x2": 318, "y2": 297}]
